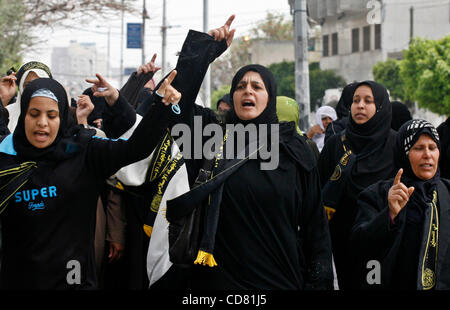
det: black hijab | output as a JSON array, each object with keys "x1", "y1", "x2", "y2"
[
  {"x1": 346, "y1": 81, "x2": 392, "y2": 153},
  {"x1": 216, "y1": 93, "x2": 231, "y2": 111},
  {"x1": 391, "y1": 101, "x2": 412, "y2": 131},
  {"x1": 180, "y1": 65, "x2": 315, "y2": 267},
  {"x1": 226, "y1": 64, "x2": 278, "y2": 126},
  {"x1": 437, "y1": 117, "x2": 450, "y2": 179},
  {"x1": 223, "y1": 64, "x2": 314, "y2": 170},
  {"x1": 336, "y1": 82, "x2": 358, "y2": 119},
  {"x1": 13, "y1": 78, "x2": 95, "y2": 161},
  {"x1": 342, "y1": 81, "x2": 396, "y2": 199}
]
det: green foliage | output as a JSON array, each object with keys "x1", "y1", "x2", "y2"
[
  {"x1": 0, "y1": 1, "x2": 27, "y2": 74},
  {"x1": 0, "y1": 0, "x2": 135, "y2": 77},
  {"x1": 268, "y1": 61, "x2": 295, "y2": 98},
  {"x1": 268, "y1": 61, "x2": 346, "y2": 111},
  {"x1": 211, "y1": 84, "x2": 231, "y2": 110},
  {"x1": 309, "y1": 63, "x2": 346, "y2": 109},
  {"x1": 372, "y1": 58, "x2": 408, "y2": 102},
  {"x1": 399, "y1": 36, "x2": 450, "y2": 115}
]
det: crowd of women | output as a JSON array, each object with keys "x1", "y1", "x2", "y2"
[{"x1": 0, "y1": 15, "x2": 449, "y2": 291}]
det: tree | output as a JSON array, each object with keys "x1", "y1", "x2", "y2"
[
  {"x1": 267, "y1": 61, "x2": 295, "y2": 98},
  {"x1": 399, "y1": 36, "x2": 450, "y2": 115},
  {"x1": 268, "y1": 61, "x2": 346, "y2": 111},
  {"x1": 309, "y1": 62, "x2": 346, "y2": 110},
  {"x1": 0, "y1": 0, "x2": 135, "y2": 73},
  {"x1": 372, "y1": 58, "x2": 408, "y2": 102},
  {"x1": 211, "y1": 84, "x2": 231, "y2": 110},
  {"x1": 0, "y1": 2, "x2": 28, "y2": 74},
  {"x1": 23, "y1": 0, "x2": 135, "y2": 27}
]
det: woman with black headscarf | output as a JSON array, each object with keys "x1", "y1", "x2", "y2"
[
  {"x1": 0, "y1": 73, "x2": 180, "y2": 289},
  {"x1": 391, "y1": 100, "x2": 412, "y2": 131},
  {"x1": 350, "y1": 119, "x2": 450, "y2": 289},
  {"x1": 159, "y1": 16, "x2": 333, "y2": 290},
  {"x1": 318, "y1": 81, "x2": 398, "y2": 289},
  {"x1": 324, "y1": 82, "x2": 358, "y2": 143}
]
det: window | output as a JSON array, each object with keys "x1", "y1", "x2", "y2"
[
  {"x1": 322, "y1": 35, "x2": 329, "y2": 57},
  {"x1": 308, "y1": 38, "x2": 315, "y2": 51},
  {"x1": 363, "y1": 25, "x2": 371, "y2": 51},
  {"x1": 332, "y1": 33, "x2": 338, "y2": 55},
  {"x1": 352, "y1": 28, "x2": 360, "y2": 53},
  {"x1": 375, "y1": 24, "x2": 381, "y2": 50}
]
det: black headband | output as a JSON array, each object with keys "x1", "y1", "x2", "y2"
[{"x1": 16, "y1": 62, "x2": 52, "y2": 84}]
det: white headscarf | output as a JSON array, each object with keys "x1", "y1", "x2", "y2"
[
  {"x1": 6, "y1": 68, "x2": 51, "y2": 132},
  {"x1": 313, "y1": 106, "x2": 337, "y2": 152},
  {"x1": 315, "y1": 106, "x2": 337, "y2": 131}
]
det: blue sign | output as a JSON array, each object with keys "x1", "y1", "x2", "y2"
[
  {"x1": 124, "y1": 67, "x2": 136, "y2": 76},
  {"x1": 127, "y1": 23, "x2": 142, "y2": 49}
]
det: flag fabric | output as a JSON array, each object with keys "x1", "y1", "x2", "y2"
[
  {"x1": 112, "y1": 114, "x2": 190, "y2": 287},
  {"x1": 146, "y1": 143, "x2": 189, "y2": 286}
]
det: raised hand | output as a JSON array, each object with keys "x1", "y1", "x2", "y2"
[
  {"x1": 155, "y1": 70, "x2": 181, "y2": 106},
  {"x1": 306, "y1": 124, "x2": 324, "y2": 139},
  {"x1": 0, "y1": 73, "x2": 17, "y2": 106},
  {"x1": 76, "y1": 94, "x2": 94, "y2": 126},
  {"x1": 137, "y1": 53, "x2": 161, "y2": 75},
  {"x1": 85, "y1": 73, "x2": 119, "y2": 106},
  {"x1": 208, "y1": 14, "x2": 236, "y2": 47},
  {"x1": 388, "y1": 168, "x2": 415, "y2": 220}
]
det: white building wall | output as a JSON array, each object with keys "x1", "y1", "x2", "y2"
[
  {"x1": 250, "y1": 40, "x2": 294, "y2": 66},
  {"x1": 382, "y1": 0, "x2": 450, "y2": 55},
  {"x1": 320, "y1": 12, "x2": 384, "y2": 82},
  {"x1": 51, "y1": 41, "x2": 108, "y2": 98},
  {"x1": 248, "y1": 40, "x2": 322, "y2": 66},
  {"x1": 314, "y1": 0, "x2": 450, "y2": 83}
]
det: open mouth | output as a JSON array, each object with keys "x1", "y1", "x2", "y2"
[
  {"x1": 34, "y1": 131, "x2": 49, "y2": 142},
  {"x1": 420, "y1": 163, "x2": 434, "y2": 169},
  {"x1": 242, "y1": 101, "x2": 255, "y2": 107}
]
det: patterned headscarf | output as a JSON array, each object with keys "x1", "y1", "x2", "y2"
[
  {"x1": 402, "y1": 119, "x2": 439, "y2": 155},
  {"x1": 395, "y1": 119, "x2": 440, "y2": 179},
  {"x1": 394, "y1": 119, "x2": 441, "y2": 290}
]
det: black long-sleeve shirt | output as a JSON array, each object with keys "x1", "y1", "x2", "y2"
[
  {"x1": 0, "y1": 94, "x2": 172, "y2": 289},
  {"x1": 162, "y1": 30, "x2": 333, "y2": 289}
]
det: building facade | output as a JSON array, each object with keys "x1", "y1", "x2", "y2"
[
  {"x1": 51, "y1": 41, "x2": 107, "y2": 99},
  {"x1": 245, "y1": 20, "x2": 322, "y2": 67},
  {"x1": 307, "y1": 0, "x2": 450, "y2": 83}
]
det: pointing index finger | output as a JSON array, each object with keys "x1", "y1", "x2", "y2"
[
  {"x1": 225, "y1": 15, "x2": 235, "y2": 28},
  {"x1": 166, "y1": 70, "x2": 177, "y2": 85},
  {"x1": 151, "y1": 53, "x2": 157, "y2": 63},
  {"x1": 394, "y1": 168, "x2": 403, "y2": 185}
]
